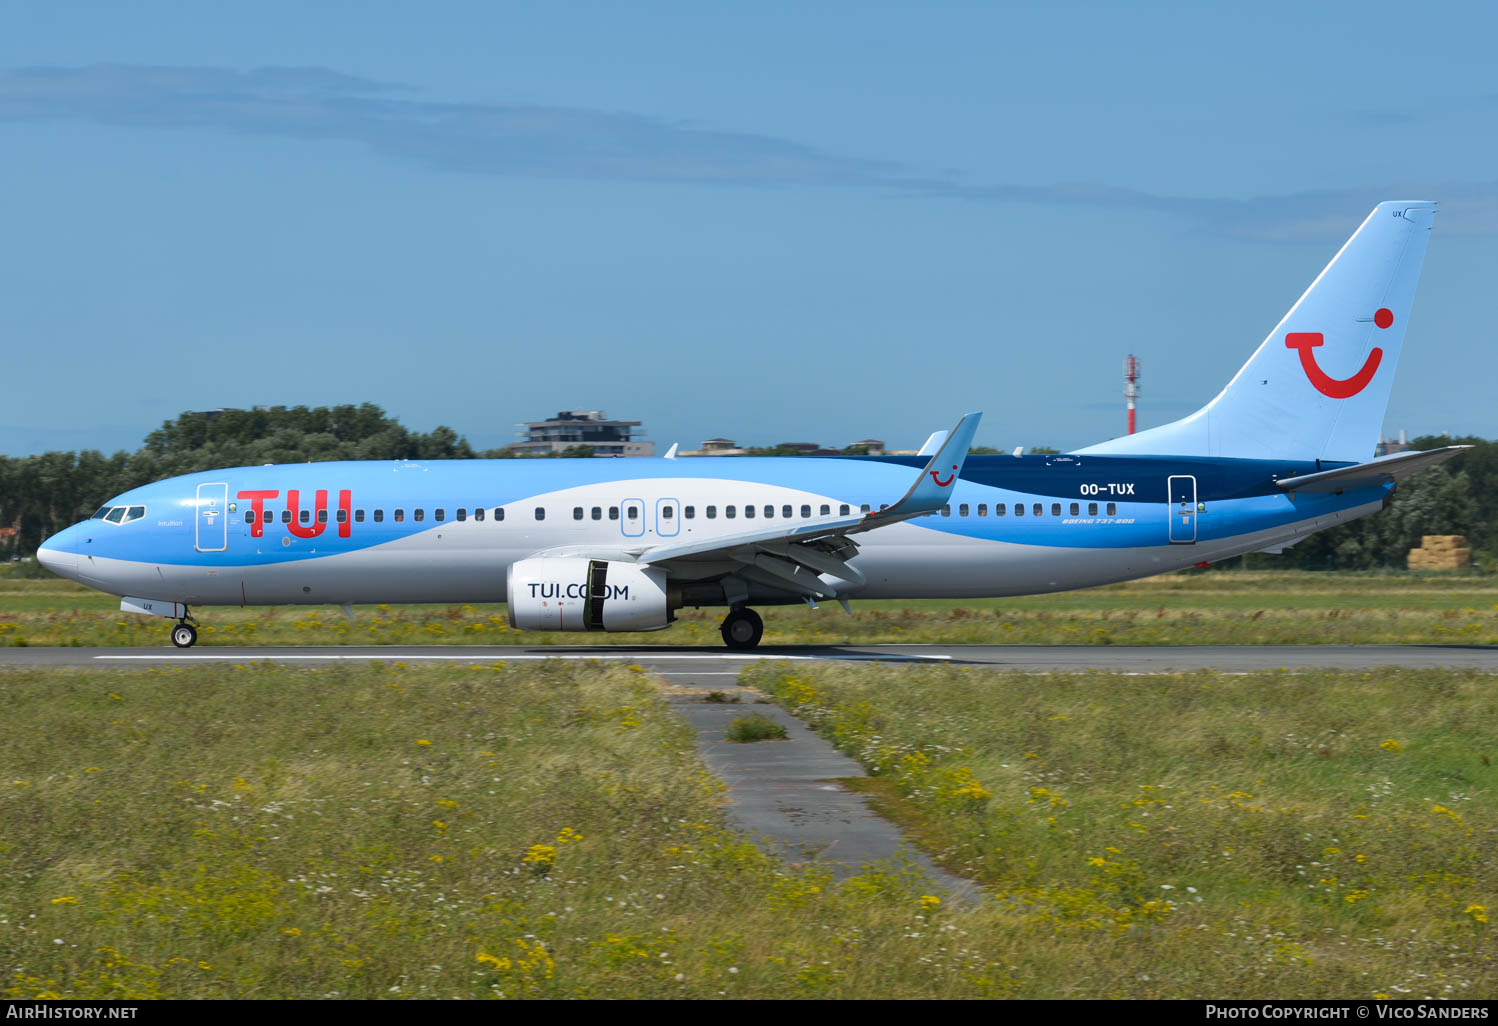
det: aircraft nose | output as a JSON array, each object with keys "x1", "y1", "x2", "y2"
[{"x1": 36, "y1": 525, "x2": 82, "y2": 578}]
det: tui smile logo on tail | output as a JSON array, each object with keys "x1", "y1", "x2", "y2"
[
  {"x1": 930, "y1": 465, "x2": 957, "y2": 487},
  {"x1": 1285, "y1": 307, "x2": 1393, "y2": 399}
]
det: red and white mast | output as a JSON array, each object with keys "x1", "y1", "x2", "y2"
[{"x1": 1123, "y1": 354, "x2": 1141, "y2": 435}]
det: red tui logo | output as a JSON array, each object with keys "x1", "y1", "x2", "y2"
[{"x1": 1285, "y1": 308, "x2": 1393, "y2": 399}]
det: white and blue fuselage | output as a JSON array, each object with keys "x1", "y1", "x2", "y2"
[{"x1": 37, "y1": 452, "x2": 1384, "y2": 607}]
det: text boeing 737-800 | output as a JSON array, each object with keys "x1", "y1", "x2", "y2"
[{"x1": 38, "y1": 201, "x2": 1468, "y2": 649}]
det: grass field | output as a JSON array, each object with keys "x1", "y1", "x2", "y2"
[
  {"x1": 2, "y1": 569, "x2": 1497, "y2": 647},
  {"x1": 743, "y1": 661, "x2": 1498, "y2": 999},
  {"x1": 4, "y1": 659, "x2": 1496, "y2": 999},
  {"x1": 0, "y1": 661, "x2": 1027, "y2": 999}
]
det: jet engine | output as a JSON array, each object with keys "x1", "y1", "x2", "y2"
[{"x1": 506, "y1": 556, "x2": 673, "y2": 632}]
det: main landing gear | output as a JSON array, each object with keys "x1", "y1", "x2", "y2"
[
  {"x1": 720, "y1": 607, "x2": 764, "y2": 650},
  {"x1": 170, "y1": 609, "x2": 199, "y2": 649}
]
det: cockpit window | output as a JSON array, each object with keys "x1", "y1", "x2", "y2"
[
  {"x1": 104, "y1": 507, "x2": 126, "y2": 524},
  {"x1": 124, "y1": 506, "x2": 146, "y2": 523},
  {"x1": 91, "y1": 506, "x2": 111, "y2": 520}
]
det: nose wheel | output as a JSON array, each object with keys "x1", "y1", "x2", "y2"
[
  {"x1": 720, "y1": 608, "x2": 763, "y2": 650},
  {"x1": 170, "y1": 612, "x2": 199, "y2": 649}
]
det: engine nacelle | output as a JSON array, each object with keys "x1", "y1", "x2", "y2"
[{"x1": 506, "y1": 556, "x2": 673, "y2": 632}]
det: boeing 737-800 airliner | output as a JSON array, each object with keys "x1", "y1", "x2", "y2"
[{"x1": 37, "y1": 201, "x2": 1467, "y2": 649}]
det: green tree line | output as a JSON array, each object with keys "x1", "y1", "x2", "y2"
[{"x1": 2, "y1": 409, "x2": 1493, "y2": 569}]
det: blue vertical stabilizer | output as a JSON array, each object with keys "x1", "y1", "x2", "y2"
[{"x1": 1076, "y1": 201, "x2": 1436, "y2": 462}]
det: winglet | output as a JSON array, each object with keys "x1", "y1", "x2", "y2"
[
  {"x1": 916, "y1": 430, "x2": 948, "y2": 456},
  {"x1": 875, "y1": 412, "x2": 981, "y2": 519}
]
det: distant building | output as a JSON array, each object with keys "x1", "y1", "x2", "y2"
[
  {"x1": 1375, "y1": 430, "x2": 1411, "y2": 457},
  {"x1": 847, "y1": 439, "x2": 886, "y2": 455},
  {"x1": 681, "y1": 438, "x2": 748, "y2": 457},
  {"x1": 510, "y1": 410, "x2": 653, "y2": 457}
]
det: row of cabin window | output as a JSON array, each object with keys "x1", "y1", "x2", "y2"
[
  {"x1": 245, "y1": 507, "x2": 507, "y2": 525},
  {"x1": 243, "y1": 499, "x2": 1120, "y2": 526},
  {"x1": 570, "y1": 503, "x2": 857, "y2": 522},
  {"x1": 946, "y1": 501, "x2": 1117, "y2": 517}
]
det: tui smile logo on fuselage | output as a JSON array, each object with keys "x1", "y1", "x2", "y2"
[{"x1": 1285, "y1": 307, "x2": 1393, "y2": 399}]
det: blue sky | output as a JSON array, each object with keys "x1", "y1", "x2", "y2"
[{"x1": 2, "y1": 1, "x2": 1495, "y2": 456}]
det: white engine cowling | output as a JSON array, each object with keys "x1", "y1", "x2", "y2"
[{"x1": 506, "y1": 556, "x2": 672, "y2": 632}]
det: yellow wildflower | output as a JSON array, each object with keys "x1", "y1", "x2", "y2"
[{"x1": 919, "y1": 895, "x2": 942, "y2": 910}]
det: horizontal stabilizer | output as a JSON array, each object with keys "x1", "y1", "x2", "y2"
[{"x1": 1276, "y1": 445, "x2": 1470, "y2": 493}]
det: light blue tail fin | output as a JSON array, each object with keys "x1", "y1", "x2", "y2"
[{"x1": 1077, "y1": 201, "x2": 1436, "y2": 462}]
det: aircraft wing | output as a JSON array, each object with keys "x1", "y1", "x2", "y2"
[
  {"x1": 1275, "y1": 445, "x2": 1471, "y2": 493},
  {"x1": 531, "y1": 412, "x2": 981, "y2": 602}
]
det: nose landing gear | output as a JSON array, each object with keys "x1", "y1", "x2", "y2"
[
  {"x1": 720, "y1": 607, "x2": 764, "y2": 650},
  {"x1": 170, "y1": 610, "x2": 199, "y2": 649}
]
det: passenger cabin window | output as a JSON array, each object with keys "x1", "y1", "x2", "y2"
[
  {"x1": 840, "y1": 504, "x2": 850, "y2": 516},
  {"x1": 474, "y1": 508, "x2": 485, "y2": 522},
  {"x1": 336, "y1": 509, "x2": 348, "y2": 523},
  {"x1": 245, "y1": 510, "x2": 257, "y2": 524},
  {"x1": 1106, "y1": 502, "x2": 1117, "y2": 516},
  {"x1": 374, "y1": 509, "x2": 385, "y2": 523},
  {"x1": 627, "y1": 507, "x2": 638, "y2": 520},
  {"x1": 726, "y1": 505, "x2": 737, "y2": 519},
  {"x1": 1051, "y1": 503, "x2": 1061, "y2": 517},
  {"x1": 959, "y1": 504, "x2": 970, "y2": 517},
  {"x1": 1070, "y1": 502, "x2": 1080, "y2": 516},
  {"x1": 355, "y1": 509, "x2": 365, "y2": 522},
  {"x1": 802, "y1": 505, "x2": 812, "y2": 518},
  {"x1": 996, "y1": 503, "x2": 1006, "y2": 516},
  {"x1": 318, "y1": 509, "x2": 329, "y2": 524},
  {"x1": 1014, "y1": 503, "x2": 1024, "y2": 517},
  {"x1": 662, "y1": 506, "x2": 673, "y2": 520},
  {"x1": 744, "y1": 505, "x2": 755, "y2": 519},
  {"x1": 300, "y1": 509, "x2": 311, "y2": 524},
  {"x1": 281, "y1": 510, "x2": 291, "y2": 524},
  {"x1": 591, "y1": 507, "x2": 602, "y2": 520},
  {"x1": 413, "y1": 509, "x2": 424, "y2": 522},
  {"x1": 861, "y1": 504, "x2": 871, "y2": 514},
  {"x1": 684, "y1": 506, "x2": 695, "y2": 519},
  {"x1": 455, "y1": 508, "x2": 466, "y2": 521},
  {"x1": 941, "y1": 505, "x2": 951, "y2": 517},
  {"x1": 706, "y1": 506, "x2": 717, "y2": 519},
  {"x1": 782, "y1": 505, "x2": 792, "y2": 519},
  {"x1": 435, "y1": 509, "x2": 445, "y2": 522},
  {"x1": 1032, "y1": 503, "x2": 1043, "y2": 517},
  {"x1": 394, "y1": 509, "x2": 405, "y2": 523},
  {"x1": 534, "y1": 507, "x2": 545, "y2": 521},
  {"x1": 494, "y1": 508, "x2": 505, "y2": 521},
  {"x1": 573, "y1": 507, "x2": 584, "y2": 520},
  {"x1": 1088, "y1": 502, "x2": 1098, "y2": 516},
  {"x1": 978, "y1": 504, "x2": 988, "y2": 516},
  {"x1": 608, "y1": 507, "x2": 619, "y2": 520}
]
